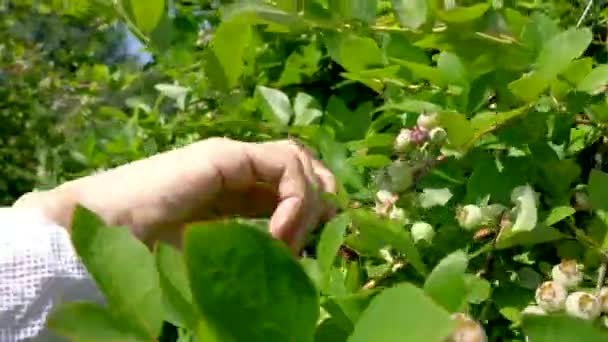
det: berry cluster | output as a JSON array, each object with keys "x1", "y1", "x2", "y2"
[
  {"x1": 371, "y1": 112, "x2": 449, "y2": 244},
  {"x1": 394, "y1": 112, "x2": 447, "y2": 153},
  {"x1": 525, "y1": 260, "x2": 608, "y2": 324}
]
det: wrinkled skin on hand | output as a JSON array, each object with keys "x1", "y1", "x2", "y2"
[{"x1": 14, "y1": 138, "x2": 337, "y2": 254}]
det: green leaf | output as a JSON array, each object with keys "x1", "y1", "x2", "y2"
[
  {"x1": 329, "y1": 0, "x2": 377, "y2": 23},
  {"x1": 208, "y1": 16, "x2": 252, "y2": 89},
  {"x1": 48, "y1": 302, "x2": 144, "y2": 342},
  {"x1": 317, "y1": 213, "x2": 349, "y2": 291},
  {"x1": 256, "y1": 86, "x2": 294, "y2": 127},
  {"x1": 375, "y1": 98, "x2": 442, "y2": 114},
  {"x1": 125, "y1": 0, "x2": 165, "y2": 33},
  {"x1": 464, "y1": 275, "x2": 491, "y2": 304},
  {"x1": 588, "y1": 169, "x2": 608, "y2": 211},
  {"x1": 337, "y1": 34, "x2": 384, "y2": 72},
  {"x1": 537, "y1": 28, "x2": 592, "y2": 77},
  {"x1": 293, "y1": 92, "x2": 323, "y2": 126},
  {"x1": 155, "y1": 243, "x2": 198, "y2": 329},
  {"x1": 347, "y1": 283, "x2": 455, "y2": 342},
  {"x1": 509, "y1": 27, "x2": 592, "y2": 101},
  {"x1": 154, "y1": 83, "x2": 189, "y2": 111},
  {"x1": 511, "y1": 184, "x2": 538, "y2": 233},
  {"x1": 437, "y1": 51, "x2": 467, "y2": 86},
  {"x1": 391, "y1": 0, "x2": 428, "y2": 29},
  {"x1": 348, "y1": 209, "x2": 427, "y2": 276},
  {"x1": 543, "y1": 206, "x2": 576, "y2": 226},
  {"x1": 522, "y1": 314, "x2": 608, "y2": 342},
  {"x1": 184, "y1": 221, "x2": 319, "y2": 342},
  {"x1": 70, "y1": 206, "x2": 163, "y2": 339},
  {"x1": 419, "y1": 188, "x2": 453, "y2": 209},
  {"x1": 424, "y1": 250, "x2": 468, "y2": 312},
  {"x1": 439, "y1": 112, "x2": 474, "y2": 148},
  {"x1": 578, "y1": 65, "x2": 608, "y2": 95},
  {"x1": 437, "y1": 3, "x2": 490, "y2": 23},
  {"x1": 348, "y1": 154, "x2": 392, "y2": 168},
  {"x1": 496, "y1": 225, "x2": 566, "y2": 249},
  {"x1": 325, "y1": 96, "x2": 372, "y2": 141},
  {"x1": 315, "y1": 318, "x2": 350, "y2": 342}
]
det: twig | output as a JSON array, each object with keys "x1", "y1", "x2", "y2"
[
  {"x1": 577, "y1": 0, "x2": 594, "y2": 28},
  {"x1": 597, "y1": 262, "x2": 607, "y2": 291}
]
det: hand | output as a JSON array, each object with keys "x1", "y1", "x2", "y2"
[{"x1": 13, "y1": 138, "x2": 336, "y2": 254}]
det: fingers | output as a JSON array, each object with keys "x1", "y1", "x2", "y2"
[{"x1": 244, "y1": 140, "x2": 336, "y2": 254}]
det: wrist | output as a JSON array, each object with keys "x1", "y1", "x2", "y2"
[{"x1": 12, "y1": 185, "x2": 78, "y2": 230}]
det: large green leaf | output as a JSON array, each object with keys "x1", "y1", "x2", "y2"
[
  {"x1": 48, "y1": 302, "x2": 144, "y2": 342},
  {"x1": 391, "y1": 0, "x2": 428, "y2": 29},
  {"x1": 155, "y1": 243, "x2": 198, "y2": 330},
  {"x1": 509, "y1": 27, "x2": 592, "y2": 101},
  {"x1": 439, "y1": 112, "x2": 474, "y2": 148},
  {"x1": 256, "y1": 86, "x2": 294, "y2": 127},
  {"x1": 437, "y1": 3, "x2": 490, "y2": 23},
  {"x1": 522, "y1": 315, "x2": 607, "y2": 342},
  {"x1": 329, "y1": 0, "x2": 377, "y2": 23},
  {"x1": 588, "y1": 169, "x2": 608, "y2": 211},
  {"x1": 184, "y1": 221, "x2": 319, "y2": 342},
  {"x1": 347, "y1": 283, "x2": 455, "y2": 342},
  {"x1": 124, "y1": 0, "x2": 165, "y2": 34},
  {"x1": 337, "y1": 34, "x2": 384, "y2": 72},
  {"x1": 578, "y1": 65, "x2": 608, "y2": 95},
  {"x1": 424, "y1": 250, "x2": 469, "y2": 312},
  {"x1": 208, "y1": 16, "x2": 252, "y2": 90},
  {"x1": 317, "y1": 213, "x2": 350, "y2": 292},
  {"x1": 293, "y1": 92, "x2": 323, "y2": 126},
  {"x1": 69, "y1": 206, "x2": 164, "y2": 339}
]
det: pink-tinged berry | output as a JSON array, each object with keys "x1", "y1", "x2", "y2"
[
  {"x1": 374, "y1": 190, "x2": 398, "y2": 216},
  {"x1": 565, "y1": 292, "x2": 601, "y2": 320},
  {"x1": 598, "y1": 287, "x2": 608, "y2": 313},
  {"x1": 535, "y1": 281, "x2": 567, "y2": 312},
  {"x1": 457, "y1": 204, "x2": 484, "y2": 231},
  {"x1": 447, "y1": 313, "x2": 488, "y2": 342},
  {"x1": 409, "y1": 126, "x2": 429, "y2": 144},
  {"x1": 394, "y1": 128, "x2": 413, "y2": 152},
  {"x1": 551, "y1": 260, "x2": 583, "y2": 289}
]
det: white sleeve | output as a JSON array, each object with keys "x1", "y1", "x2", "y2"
[{"x1": 0, "y1": 208, "x2": 103, "y2": 342}]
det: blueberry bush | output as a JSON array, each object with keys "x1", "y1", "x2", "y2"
[{"x1": 8, "y1": 0, "x2": 608, "y2": 341}]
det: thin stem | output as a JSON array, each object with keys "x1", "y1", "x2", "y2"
[
  {"x1": 112, "y1": 0, "x2": 150, "y2": 46},
  {"x1": 577, "y1": 0, "x2": 594, "y2": 28},
  {"x1": 597, "y1": 262, "x2": 607, "y2": 291}
]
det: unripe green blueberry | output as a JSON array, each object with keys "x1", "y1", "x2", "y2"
[
  {"x1": 388, "y1": 206, "x2": 408, "y2": 222},
  {"x1": 565, "y1": 292, "x2": 601, "y2": 321},
  {"x1": 457, "y1": 204, "x2": 484, "y2": 231},
  {"x1": 447, "y1": 313, "x2": 487, "y2": 342},
  {"x1": 573, "y1": 190, "x2": 591, "y2": 211},
  {"x1": 417, "y1": 112, "x2": 439, "y2": 131},
  {"x1": 551, "y1": 260, "x2": 583, "y2": 289},
  {"x1": 429, "y1": 127, "x2": 447, "y2": 144},
  {"x1": 535, "y1": 281, "x2": 567, "y2": 313},
  {"x1": 411, "y1": 221, "x2": 435, "y2": 244}
]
